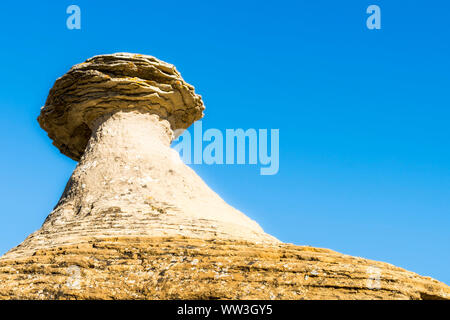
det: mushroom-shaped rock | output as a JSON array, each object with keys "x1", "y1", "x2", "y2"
[
  {"x1": 38, "y1": 53, "x2": 204, "y2": 161},
  {"x1": 4, "y1": 53, "x2": 278, "y2": 260}
]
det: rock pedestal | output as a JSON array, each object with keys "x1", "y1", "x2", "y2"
[{"x1": 5, "y1": 110, "x2": 277, "y2": 259}]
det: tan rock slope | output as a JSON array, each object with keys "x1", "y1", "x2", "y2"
[
  {"x1": 0, "y1": 53, "x2": 449, "y2": 300},
  {"x1": 1, "y1": 237, "x2": 450, "y2": 300}
]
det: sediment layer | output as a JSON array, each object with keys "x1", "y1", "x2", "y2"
[{"x1": 0, "y1": 237, "x2": 448, "y2": 300}]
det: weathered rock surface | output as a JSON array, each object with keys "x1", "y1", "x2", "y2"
[
  {"x1": 5, "y1": 110, "x2": 278, "y2": 260},
  {"x1": 4, "y1": 53, "x2": 278, "y2": 260},
  {"x1": 1, "y1": 53, "x2": 449, "y2": 300},
  {"x1": 38, "y1": 53, "x2": 204, "y2": 161},
  {"x1": 0, "y1": 237, "x2": 449, "y2": 300}
]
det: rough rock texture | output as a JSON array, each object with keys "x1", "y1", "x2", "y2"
[
  {"x1": 1, "y1": 53, "x2": 449, "y2": 300},
  {"x1": 5, "y1": 110, "x2": 278, "y2": 260},
  {"x1": 0, "y1": 237, "x2": 449, "y2": 300},
  {"x1": 4, "y1": 53, "x2": 278, "y2": 260},
  {"x1": 38, "y1": 53, "x2": 204, "y2": 161}
]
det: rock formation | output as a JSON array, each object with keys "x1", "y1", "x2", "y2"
[
  {"x1": 0, "y1": 53, "x2": 449, "y2": 300},
  {"x1": 6, "y1": 53, "x2": 278, "y2": 260}
]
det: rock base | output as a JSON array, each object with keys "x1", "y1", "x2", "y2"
[{"x1": 0, "y1": 236, "x2": 448, "y2": 300}]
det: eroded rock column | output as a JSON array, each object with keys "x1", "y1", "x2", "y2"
[{"x1": 6, "y1": 110, "x2": 278, "y2": 258}]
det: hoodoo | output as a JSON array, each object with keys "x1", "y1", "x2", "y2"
[
  {"x1": 5, "y1": 53, "x2": 278, "y2": 260},
  {"x1": 0, "y1": 53, "x2": 449, "y2": 300}
]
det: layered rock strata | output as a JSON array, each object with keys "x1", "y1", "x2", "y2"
[
  {"x1": 5, "y1": 53, "x2": 278, "y2": 259},
  {"x1": 39, "y1": 53, "x2": 204, "y2": 161},
  {"x1": 1, "y1": 237, "x2": 449, "y2": 300},
  {"x1": 1, "y1": 53, "x2": 449, "y2": 300}
]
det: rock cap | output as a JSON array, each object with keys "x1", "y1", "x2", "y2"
[{"x1": 38, "y1": 53, "x2": 204, "y2": 161}]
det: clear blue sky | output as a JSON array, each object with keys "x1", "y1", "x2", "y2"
[{"x1": 0, "y1": 1, "x2": 449, "y2": 284}]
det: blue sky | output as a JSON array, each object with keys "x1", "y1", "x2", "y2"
[{"x1": 0, "y1": 1, "x2": 449, "y2": 284}]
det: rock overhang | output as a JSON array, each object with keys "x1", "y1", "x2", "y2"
[{"x1": 38, "y1": 53, "x2": 205, "y2": 161}]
